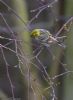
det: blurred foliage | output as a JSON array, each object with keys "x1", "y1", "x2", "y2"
[{"x1": 63, "y1": 0, "x2": 73, "y2": 100}]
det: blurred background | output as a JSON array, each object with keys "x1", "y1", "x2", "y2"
[{"x1": 0, "y1": 0, "x2": 73, "y2": 100}]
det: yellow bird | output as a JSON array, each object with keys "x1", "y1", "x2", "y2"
[{"x1": 31, "y1": 29, "x2": 66, "y2": 48}]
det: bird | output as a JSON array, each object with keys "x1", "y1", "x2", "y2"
[{"x1": 31, "y1": 28, "x2": 66, "y2": 48}]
